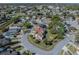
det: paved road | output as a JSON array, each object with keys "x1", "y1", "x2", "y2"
[
  {"x1": 20, "y1": 31, "x2": 71, "y2": 55},
  {"x1": 51, "y1": 36, "x2": 70, "y2": 55},
  {"x1": 20, "y1": 17, "x2": 79, "y2": 55}
]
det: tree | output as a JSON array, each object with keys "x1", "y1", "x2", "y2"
[
  {"x1": 23, "y1": 22, "x2": 32, "y2": 28},
  {"x1": 44, "y1": 40, "x2": 52, "y2": 45},
  {"x1": 0, "y1": 34, "x2": 4, "y2": 39},
  {"x1": 51, "y1": 15, "x2": 60, "y2": 24},
  {"x1": 48, "y1": 15, "x2": 65, "y2": 40},
  {"x1": 3, "y1": 28, "x2": 9, "y2": 32},
  {"x1": 43, "y1": 38, "x2": 53, "y2": 46},
  {"x1": 57, "y1": 34, "x2": 64, "y2": 39},
  {"x1": 23, "y1": 50, "x2": 32, "y2": 55},
  {"x1": 35, "y1": 40, "x2": 40, "y2": 44},
  {"x1": 48, "y1": 22, "x2": 53, "y2": 29}
]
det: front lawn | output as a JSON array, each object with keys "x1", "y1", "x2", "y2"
[
  {"x1": 13, "y1": 45, "x2": 24, "y2": 52},
  {"x1": 28, "y1": 35, "x2": 54, "y2": 51}
]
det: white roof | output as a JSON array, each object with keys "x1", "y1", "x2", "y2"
[{"x1": 9, "y1": 26, "x2": 20, "y2": 29}]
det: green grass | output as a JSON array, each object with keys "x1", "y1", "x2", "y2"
[
  {"x1": 59, "y1": 50, "x2": 64, "y2": 55},
  {"x1": 48, "y1": 15, "x2": 65, "y2": 40},
  {"x1": 23, "y1": 51, "x2": 33, "y2": 55},
  {"x1": 28, "y1": 35, "x2": 54, "y2": 51},
  {"x1": 68, "y1": 45, "x2": 77, "y2": 54},
  {"x1": 75, "y1": 33, "x2": 79, "y2": 41},
  {"x1": 23, "y1": 29, "x2": 30, "y2": 33},
  {"x1": 47, "y1": 29, "x2": 63, "y2": 42},
  {"x1": 65, "y1": 6, "x2": 79, "y2": 10},
  {"x1": 15, "y1": 46, "x2": 23, "y2": 51},
  {"x1": 47, "y1": 30, "x2": 58, "y2": 41},
  {"x1": 23, "y1": 22, "x2": 32, "y2": 29}
]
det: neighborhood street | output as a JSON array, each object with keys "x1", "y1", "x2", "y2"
[
  {"x1": 1, "y1": 4, "x2": 79, "y2": 55},
  {"x1": 20, "y1": 31, "x2": 72, "y2": 55},
  {"x1": 20, "y1": 17, "x2": 77, "y2": 55}
]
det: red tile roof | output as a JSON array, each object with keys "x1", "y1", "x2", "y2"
[{"x1": 35, "y1": 26, "x2": 44, "y2": 33}]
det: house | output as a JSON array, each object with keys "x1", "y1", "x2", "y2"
[
  {"x1": 0, "y1": 48, "x2": 18, "y2": 55},
  {"x1": 0, "y1": 38, "x2": 10, "y2": 46},
  {"x1": 31, "y1": 25, "x2": 44, "y2": 41},
  {"x1": 34, "y1": 34, "x2": 43, "y2": 40},
  {"x1": 0, "y1": 48, "x2": 5, "y2": 52},
  {"x1": 18, "y1": 18, "x2": 26, "y2": 23},
  {"x1": 65, "y1": 17, "x2": 79, "y2": 29},
  {"x1": 3, "y1": 26, "x2": 21, "y2": 39},
  {"x1": 34, "y1": 25, "x2": 44, "y2": 34}
]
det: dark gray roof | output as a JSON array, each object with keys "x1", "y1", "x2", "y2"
[{"x1": 0, "y1": 38, "x2": 10, "y2": 46}]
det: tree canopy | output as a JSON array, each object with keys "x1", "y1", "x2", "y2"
[{"x1": 23, "y1": 22, "x2": 32, "y2": 28}]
